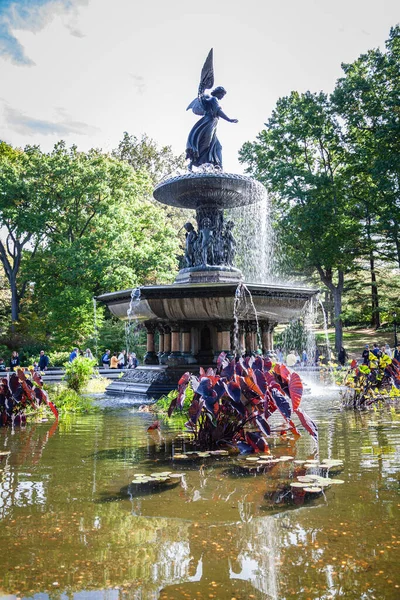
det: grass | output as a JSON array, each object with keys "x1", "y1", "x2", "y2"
[{"x1": 317, "y1": 326, "x2": 397, "y2": 359}]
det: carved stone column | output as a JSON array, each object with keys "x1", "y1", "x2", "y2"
[
  {"x1": 244, "y1": 321, "x2": 253, "y2": 355},
  {"x1": 157, "y1": 325, "x2": 164, "y2": 355},
  {"x1": 251, "y1": 321, "x2": 259, "y2": 353},
  {"x1": 181, "y1": 325, "x2": 197, "y2": 364},
  {"x1": 168, "y1": 322, "x2": 185, "y2": 366},
  {"x1": 239, "y1": 325, "x2": 245, "y2": 357},
  {"x1": 144, "y1": 322, "x2": 159, "y2": 365},
  {"x1": 269, "y1": 322, "x2": 277, "y2": 350},
  {"x1": 260, "y1": 321, "x2": 270, "y2": 354},
  {"x1": 160, "y1": 325, "x2": 171, "y2": 365}
]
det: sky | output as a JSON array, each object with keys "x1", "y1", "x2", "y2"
[{"x1": 0, "y1": 0, "x2": 399, "y2": 173}]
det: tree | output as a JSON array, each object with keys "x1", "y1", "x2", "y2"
[
  {"x1": 112, "y1": 132, "x2": 185, "y2": 184},
  {"x1": 24, "y1": 142, "x2": 180, "y2": 346},
  {"x1": 240, "y1": 91, "x2": 361, "y2": 351},
  {"x1": 332, "y1": 26, "x2": 400, "y2": 268},
  {"x1": 0, "y1": 142, "x2": 52, "y2": 326}
]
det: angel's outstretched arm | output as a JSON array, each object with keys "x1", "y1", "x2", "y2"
[{"x1": 218, "y1": 108, "x2": 238, "y2": 124}]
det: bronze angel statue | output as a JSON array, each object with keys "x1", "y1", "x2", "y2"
[{"x1": 186, "y1": 49, "x2": 238, "y2": 170}]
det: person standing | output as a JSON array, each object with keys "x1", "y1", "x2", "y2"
[
  {"x1": 371, "y1": 343, "x2": 382, "y2": 358},
  {"x1": 9, "y1": 351, "x2": 20, "y2": 371},
  {"x1": 362, "y1": 345, "x2": 370, "y2": 365},
  {"x1": 110, "y1": 353, "x2": 119, "y2": 368},
  {"x1": 84, "y1": 348, "x2": 94, "y2": 360},
  {"x1": 69, "y1": 348, "x2": 78, "y2": 362},
  {"x1": 338, "y1": 346, "x2": 348, "y2": 366},
  {"x1": 384, "y1": 343, "x2": 392, "y2": 358},
  {"x1": 286, "y1": 350, "x2": 297, "y2": 367},
  {"x1": 301, "y1": 349, "x2": 308, "y2": 366},
  {"x1": 102, "y1": 349, "x2": 111, "y2": 368},
  {"x1": 117, "y1": 350, "x2": 126, "y2": 369},
  {"x1": 38, "y1": 350, "x2": 49, "y2": 371}
]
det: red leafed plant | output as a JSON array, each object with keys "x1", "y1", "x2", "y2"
[
  {"x1": 168, "y1": 353, "x2": 318, "y2": 451},
  {"x1": 0, "y1": 368, "x2": 58, "y2": 426}
]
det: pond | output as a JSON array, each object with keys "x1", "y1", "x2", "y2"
[{"x1": 0, "y1": 383, "x2": 399, "y2": 600}]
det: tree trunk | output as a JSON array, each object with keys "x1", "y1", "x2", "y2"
[
  {"x1": 10, "y1": 278, "x2": 19, "y2": 332},
  {"x1": 316, "y1": 267, "x2": 344, "y2": 352},
  {"x1": 332, "y1": 284, "x2": 343, "y2": 353},
  {"x1": 369, "y1": 250, "x2": 380, "y2": 329}
]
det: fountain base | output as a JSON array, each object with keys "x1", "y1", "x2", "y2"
[{"x1": 175, "y1": 265, "x2": 242, "y2": 285}]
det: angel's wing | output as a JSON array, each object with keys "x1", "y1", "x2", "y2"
[
  {"x1": 198, "y1": 48, "x2": 214, "y2": 95},
  {"x1": 186, "y1": 97, "x2": 205, "y2": 115}
]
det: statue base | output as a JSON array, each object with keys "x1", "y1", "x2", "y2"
[{"x1": 175, "y1": 266, "x2": 243, "y2": 285}]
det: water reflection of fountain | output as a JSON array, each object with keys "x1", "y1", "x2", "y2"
[{"x1": 230, "y1": 517, "x2": 280, "y2": 600}]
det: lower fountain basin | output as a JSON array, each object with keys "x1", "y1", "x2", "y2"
[{"x1": 97, "y1": 282, "x2": 317, "y2": 323}]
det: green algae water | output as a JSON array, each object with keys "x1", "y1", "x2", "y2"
[{"x1": 0, "y1": 389, "x2": 399, "y2": 600}]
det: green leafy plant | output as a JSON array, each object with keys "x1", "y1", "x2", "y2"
[
  {"x1": 63, "y1": 356, "x2": 97, "y2": 393},
  {"x1": 52, "y1": 387, "x2": 99, "y2": 414},
  {"x1": 48, "y1": 351, "x2": 70, "y2": 367}
]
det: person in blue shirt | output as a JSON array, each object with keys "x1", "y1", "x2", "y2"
[
  {"x1": 69, "y1": 348, "x2": 78, "y2": 362},
  {"x1": 38, "y1": 350, "x2": 49, "y2": 370}
]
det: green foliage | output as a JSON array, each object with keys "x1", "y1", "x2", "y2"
[
  {"x1": 341, "y1": 353, "x2": 400, "y2": 408},
  {"x1": 155, "y1": 386, "x2": 194, "y2": 416},
  {"x1": 48, "y1": 351, "x2": 70, "y2": 367},
  {"x1": 52, "y1": 387, "x2": 99, "y2": 414},
  {"x1": 63, "y1": 356, "x2": 97, "y2": 393},
  {"x1": 274, "y1": 319, "x2": 308, "y2": 354},
  {"x1": 112, "y1": 132, "x2": 185, "y2": 184},
  {"x1": 240, "y1": 27, "x2": 400, "y2": 349},
  {"x1": 1, "y1": 139, "x2": 182, "y2": 348}
]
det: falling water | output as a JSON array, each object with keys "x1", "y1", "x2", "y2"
[
  {"x1": 233, "y1": 283, "x2": 261, "y2": 355},
  {"x1": 317, "y1": 295, "x2": 332, "y2": 363},
  {"x1": 227, "y1": 192, "x2": 278, "y2": 284},
  {"x1": 303, "y1": 297, "x2": 317, "y2": 365},
  {"x1": 125, "y1": 288, "x2": 141, "y2": 354}
]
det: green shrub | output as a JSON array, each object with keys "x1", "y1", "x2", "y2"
[
  {"x1": 52, "y1": 388, "x2": 99, "y2": 414},
  {"x1": 63, "y1": 356, "x2": 97, "y2": 393},
  {"x1": 49, "y1": 351, "x2": 70, "y2": 367}
]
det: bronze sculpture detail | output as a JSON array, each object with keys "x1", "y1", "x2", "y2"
[{"x1": 186, "y1": 49, "x2": 238, "y2": 171}]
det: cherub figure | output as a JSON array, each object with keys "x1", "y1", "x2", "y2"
[
  {"x1": 186, "y1": 49, "x2": 238, "y2": 170},
  {"x1": 198, "y1": 218, "x2": 214, "y2": 265},
  {"x1": 184, "y1": 222, "x2": 198, "y2": 267}
]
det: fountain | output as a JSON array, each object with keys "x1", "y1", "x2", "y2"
[{"x1": 97, "y1": 49, "x2": 317, "y2": 397}]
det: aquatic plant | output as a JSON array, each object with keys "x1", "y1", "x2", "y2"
[
  {"x1": 341, "y1": 355, "x2": 400, "y2": 409},
  {"x1": 51, "y1": 387, "x2": 99, "y2": 414},
  {"x1": 0, "y1": 368, "x2": 58, "y2": 426},
  {"x1": 167, "y1": 353, "x2": 318, "y2": 451}
]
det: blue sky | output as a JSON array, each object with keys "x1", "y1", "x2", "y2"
[{"x1": 0, "y1": 0, "x2": 399, "y2": 172}]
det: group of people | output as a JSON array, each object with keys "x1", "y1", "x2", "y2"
[
  {"x1": 361, "y1": 342, "x2": 400, "y2": 365},
  {"x1": 0, "y1": 347, "x2": 140, "y2": 372},
  {"x1": 100, "y1": 349, "x2": 138, "y2": 369}
]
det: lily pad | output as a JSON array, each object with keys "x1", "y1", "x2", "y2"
[
  {"x1": 304, "y1": 487, "x2": 322, "y2": 493},
  {"x1": 328, "y1": 479, "x2": 345, "y2": 484}
]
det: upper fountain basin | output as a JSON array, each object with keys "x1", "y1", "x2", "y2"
[{"x1": 153, "y1": 172, "x2": 266, "y2": 209}]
